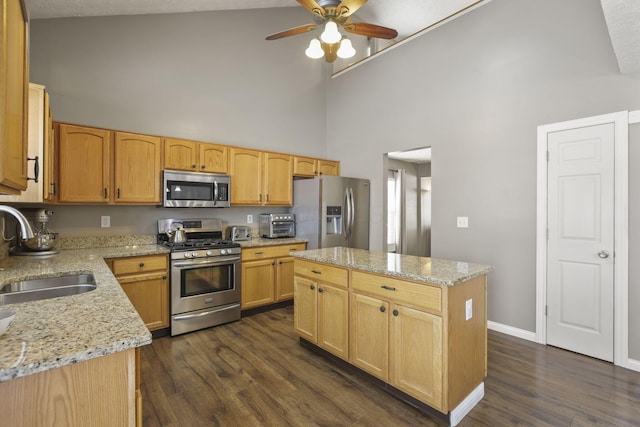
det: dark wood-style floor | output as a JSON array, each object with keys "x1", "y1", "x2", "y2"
[{"x1": 140, "y1": 306, "x2": 640, "y2": 426}]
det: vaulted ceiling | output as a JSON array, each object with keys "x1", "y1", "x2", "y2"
[{"x1": 27, "y1": 0, "x2": 640, "y2": 74}]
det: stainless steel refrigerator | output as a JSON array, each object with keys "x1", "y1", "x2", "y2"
[{"x1": 293, "y1": 176, "x2": 370, "y2": 250}]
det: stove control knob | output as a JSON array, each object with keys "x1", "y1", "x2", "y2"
[
  {"x1": 206, "y1": 250, "x2": 213, "y2": 257},
  {"x1": 183, "y1": 252, "x2": 190, "y2": 258},
  {"x1": 221, "y1": 249, "x2": 227, "y2": 255}
]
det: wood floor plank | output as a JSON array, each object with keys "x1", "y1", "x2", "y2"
[{"x1": 140, "y1": 306, "x2": 640, "y2": 426}]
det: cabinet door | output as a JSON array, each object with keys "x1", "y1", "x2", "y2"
[
  {"x1": 241, "y1": 258, "x2": 275, "y2": 309},
  {"x1": 199, "y1": 143, "x2": 228, "y2": 174},
  {"x1": 119, "y1": 272, "x2": 169, "y2": 331},
  {"x1": 114, "y1": 132, "x2": 162, "y2": 203},
  {"x1": 263, "y1": 152, "x2": 293, "y2": 205},
  {"x1": 276, "y1": 256, "x2": 295, "y2": 301},
  {"x1": 0, "y1": 0, "x2": 28, "y2": 194},
  {"x1": 230, "y1": 147, "x2": 262, "y2": 205},
  {"x1": 350, "y1": 292, "x2": 389, "y2": 380},
  {"x1": 318, "y1": 283, "x2": 349, "y2": 360},
  {"x1": 43, "y1": 92, "x2": 57, "y2": 202},
  {"x1": 318, "y1": 160, "x2": 340, "y2": 176},
  {"x1": 164, "y1": 138, "x2": 198, "y2": 171},
  {"x1": 58, "y1": 124, "x2": 111, "y2": 203},
  {"x1": 293, "y1": 276, "x2": 317, "y2": 343},
  {"x1": 293, "y1": 156, "x2": 317, "y2": 177},
  {"x1": 390, "y1": 304, "x2": 443, "y2": 410}
]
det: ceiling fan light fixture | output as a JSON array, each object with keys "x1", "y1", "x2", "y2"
[
  {"x1": 320, "y1": 20, "x2": 341, "y2": 44},
  {"x1": 305, "y1": 38, "x2": 324, "y2": 59},
  {"x1": 337, "y1": 38, "x2": 356, "y2": 59}
]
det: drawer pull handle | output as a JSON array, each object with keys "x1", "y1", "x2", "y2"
[
  {"x1": 381, "y1": 285, "x2": 396, "y2": 291},
  {"x1": 311, "y1": 270, "x2": 322, "y2": 275},
  {"x1": 310, "y1": 285, "x2": 315, "y2": 290},
  {"x1": 255, "y1": 252, "x2": 264, "y2": 255},
  {"x1": 380, "y1": 306, "x2": 386, "y2": 313},
  {"x1": 139, "y1": 262, "x2": 145, "y2": 268},
  {"x1": 393, "y1": 309, "x2": 399, "y2": 317}
]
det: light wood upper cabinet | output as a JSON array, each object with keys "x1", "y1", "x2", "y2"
[
  {"x1": 164, "y1": 138, "x2": 228, "y2": 174},
  {"x1": 230, "y1": 147, "x2": 263, "y2": 205},
  {"x1": 318, "y1": 160, "x2": 340, "y2": 176},
  {"x1": 263, "y1": 152, "x2": 293, "y2": 205},
  {"x1": 43, "y1": 94, "x2": 56, "y2": 202},
  {"x1": 0, "y1": 0, "x2": 29, "y2": 194},
  {"x1": 199, "y1": 142, "x2": 228, "y2": 173},
  {"x1": 57, "y1": 123, "x2": 112, "y2": 203},
  {"x1": 114, "y1": 132, "x2": 162, "y2": 204},
  {"x1": 293, "y1": 156, "x2": 340, "y2": 178},
  {"x1": 293, "y1": 156, "x2": 317, "y2": 177},
  {"x1": 0, "y1": 84, "x2": 53, "y2": 203}
]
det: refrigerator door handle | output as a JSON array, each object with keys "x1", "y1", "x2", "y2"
[
  {"x1": 343, "y1": 187, "x2": 350, "y2": 239},
  {"x1": 349, "y1": 187, "x2": 355, "y2": 240}
]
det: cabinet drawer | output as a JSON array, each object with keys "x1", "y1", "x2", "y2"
[
  {"x1": 242, "y1": 243, "x2": 306, "y2": 261},
  {"x1": 111, "y1": 255, "x2": 168, "y2": 276},
  {"x1": 294, "y1": 260, "x2": 348, "y2": 288},
  {"x1": 351, "y1": 271, "x2": 441, "y2": 314}
]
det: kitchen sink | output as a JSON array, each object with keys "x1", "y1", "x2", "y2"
[{"x1": 0, "y1": 273, "x2": 97, "y2": 305}]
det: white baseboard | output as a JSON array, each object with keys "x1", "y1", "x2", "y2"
[
  {"x1": 626, "y1": 358, "x2": 640, "y2": 373},
  {"x1": 450, "y1": 382, "x2": 484, "y2": 427},
  {"x1": 487, "y1": 321, "x2": 536, "y2": 342}
]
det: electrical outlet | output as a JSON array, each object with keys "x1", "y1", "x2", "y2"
[
  {"x1": 101, "y1": 216, "x2": 110, "y2": 228},
  {"x1": 465, "y1": 299, "x2": 473, "y2": 320},
  {"x1": 247, "y1": 214, "x2": 253, "y2": 224},
  {"x1": 457, "y1": 216, "x2": 469, "y2": 228}
]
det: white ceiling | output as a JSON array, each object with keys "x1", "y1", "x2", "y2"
[{"x1": 27, "y1": 0, "x2": 640, "y2": 74}]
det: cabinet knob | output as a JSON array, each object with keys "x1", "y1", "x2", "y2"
[
  {"x1": 200, "y1": 165, "x2": 205, "y2": 170},
  {"x1": 393, "y1": 309, "x2": 399, "y2": 317},
  {"x1": 380, "y1": 306, "x2": 386, "y2": 313},
  {"x1": 310, "y1": 285, "x2": 315, "y2": 290},
  {"x1": 192, "y1": 164, "x2": 197, "y2": 169},
  {"x1": 162, "y1": 275, "x2": 167, "y2": 280},
  {"x1": 139, "y1": 262, "x2": 145, "y2": 268},
  {"x1": 318, "y1": 287, "x2": 324, "y2": 293}
]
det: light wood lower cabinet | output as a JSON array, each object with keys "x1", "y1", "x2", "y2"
[
  {"x1": 0, "y1": 348, "x2": 139, "y2": 426},
  {"x1": 294, "y1": 259, "x2": 487, "y2": 415},
  {"x1": 293, "y1": 259, "x2": 349, "y2": 360},
  {"x1": 241, "y1": 243, "x2": 306, "y2": 310},
  {"x1": 108, "y1": 254, "x2": 170, "y2": 331}
]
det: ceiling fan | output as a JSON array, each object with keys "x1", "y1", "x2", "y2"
[{"x1": 265, "y1": 0, "x2": 398, "y2": 63}]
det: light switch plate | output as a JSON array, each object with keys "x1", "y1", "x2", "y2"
[
  {"x1": 465, "y1": 299, "x2": 473, "y2": 320},
  {"x1": 101, "y1": 216, "x2": 110, "y2": 228},
  {"x1": 247, "y1": 214, "x2": 253, "y2": 224},
  {"x1": 457, "y1": 216, "x2": 469, "y2": 228}
]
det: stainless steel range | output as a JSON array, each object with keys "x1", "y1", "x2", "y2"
[{"x1": 158, "y1": 218, "x2": 241, "y2": 336}]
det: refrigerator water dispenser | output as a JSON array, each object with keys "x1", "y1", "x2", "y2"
[{"x1": 326, "y1": 206, "x2": 342, "y2": 235}]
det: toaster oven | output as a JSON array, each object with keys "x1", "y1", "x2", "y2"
[{"x1": 259, "y1": 213, "x2": 295, "y2": 238}]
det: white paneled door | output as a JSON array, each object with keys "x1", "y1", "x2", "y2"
[{"x1": 546, "y1": 123, "x2": 615, "y2": 362}]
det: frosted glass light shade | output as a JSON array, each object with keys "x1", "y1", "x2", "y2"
[
  {"x1": 337, "y1": 38, "x2": 356, "y2": 59},
  {"x1": 320, "y1": 21, "x2": 341, "y2": 44},
  {"x1": 305, "y1": 38, "x2": 324, "y2": 59}
]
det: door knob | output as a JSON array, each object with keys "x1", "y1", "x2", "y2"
[{"x1": 597, "y1": 250, "x2": 610, "y2": 259}]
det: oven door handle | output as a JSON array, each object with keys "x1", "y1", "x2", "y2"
[
  {"x1": 173, "y1": 305, "x2": 239, "y2": 321},
  {"x1": 173, "y1": 256, "x2": 240, "y2": 268}
]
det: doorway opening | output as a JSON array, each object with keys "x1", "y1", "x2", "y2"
[{"x1": 384, "y1": 147, "x2": 431, "y2": 256}]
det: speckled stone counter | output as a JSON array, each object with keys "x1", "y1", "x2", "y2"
[
  {"x1": 237, "y1": 237, "x2": 308, "y2": 248},
  {"x1": 0, "y1": 243, "x2": 168, "y2": 383},
  {"x1": 291, "y1": 247, "x2": 493, "y2": 286}
]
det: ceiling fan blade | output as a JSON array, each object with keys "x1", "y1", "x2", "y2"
[
  {"x1": 336, "y1": 0, "x2": 367, "y2": 18},
  {"x1": 297, "y1": 0, "x2": 325, "y2": 18},
  {"x1": 265, "y1": 24, "x2": 318, "y2": 40},
  {"x1": 343, "y1": 21, "x2": 398, "y2": 40}
]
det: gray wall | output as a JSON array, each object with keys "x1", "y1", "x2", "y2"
[
  {"x1": 326, "y1": 0, "x2": 640, "y2": 358},
  {"x1": 30, "y1": 8, "x2": 328, "y2": 154}
]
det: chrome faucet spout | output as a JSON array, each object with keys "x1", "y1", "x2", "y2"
[{"x1": 0, "y1": 205, "x2": 35, "y2": 239}]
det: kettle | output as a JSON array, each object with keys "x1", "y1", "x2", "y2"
[{"x1": 166, "y1": 222, "x2": 187, "y2": 243}]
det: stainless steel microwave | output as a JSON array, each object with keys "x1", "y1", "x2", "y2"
[{"x1": 163, "y1": 170, "x2": 230, "y2": 208}]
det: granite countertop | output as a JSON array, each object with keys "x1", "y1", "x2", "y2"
[
  {"x1": 237, "y1": 237, "x2": 308, "y2": 248},
  {"x1": 0, "y1": 243, "x2": 168, "y2": 383},
  {"x1": 292, "y1": 247, "x2": 494, "y2": 286}
]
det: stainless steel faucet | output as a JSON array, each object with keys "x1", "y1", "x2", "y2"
[{"x1": 0, "y1": 205, "x2": 35, "y2": 239}]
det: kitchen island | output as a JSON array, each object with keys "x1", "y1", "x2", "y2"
[
  {"x1": 291, "y1": 247, "x2": 494, "y2": 427},
  {"x1": 0, "y1": 243, "x2": 167, "y2": 426}
]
